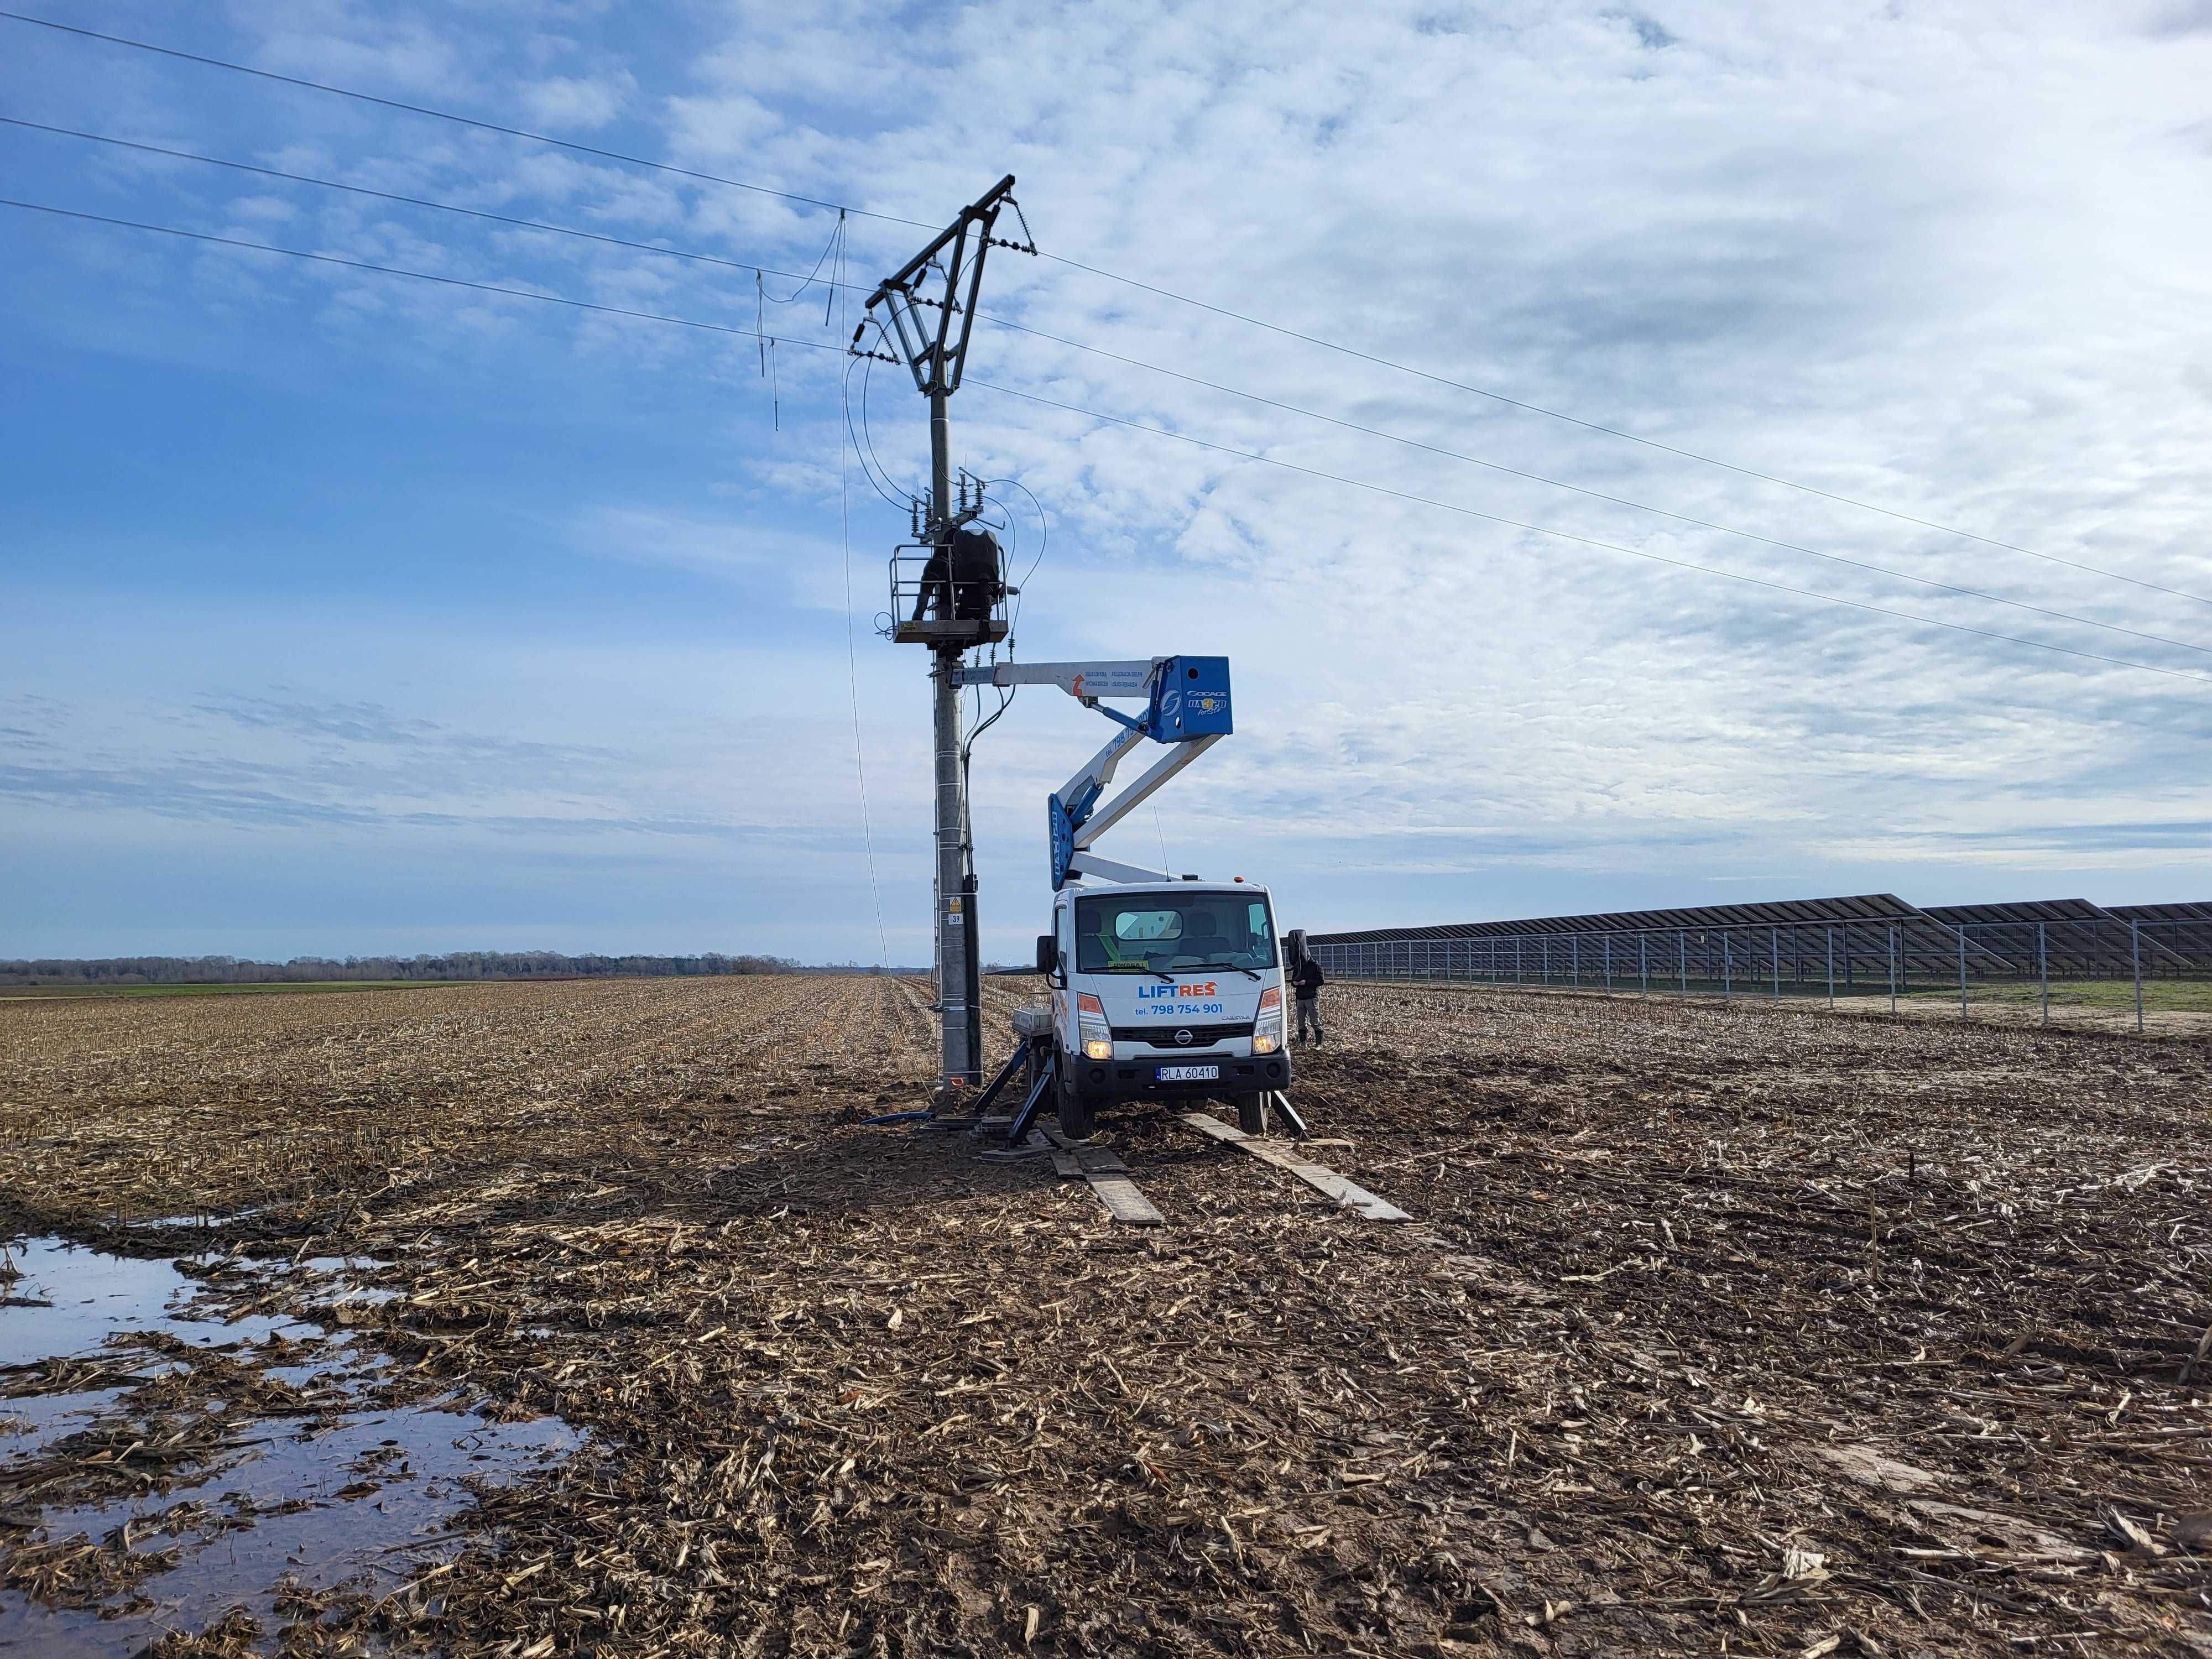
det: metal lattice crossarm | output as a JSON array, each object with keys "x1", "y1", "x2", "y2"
[{"x1": 860, "y1": 174, "x2": 1029, "y2": 400}]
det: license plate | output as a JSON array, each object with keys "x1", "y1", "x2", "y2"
[{"x1": 1156, "y1": 1063, "x2": 1220, "y2": 1083}]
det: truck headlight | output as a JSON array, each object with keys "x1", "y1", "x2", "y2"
[
  {"x1": 1075, "y1": 992, "x2": 1112, "y2": 1061},
  {"x1": 1252, "y1": 994, "x2": 1285, "y2": 1055}
]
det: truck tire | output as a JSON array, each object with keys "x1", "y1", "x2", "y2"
[
  {"x1": 1055, "y1": 1055, "x2": 1095, "y2": 1140},
  {"x1": 1235, "y1": 1091, "x2": 1270, "y2": 1136}
]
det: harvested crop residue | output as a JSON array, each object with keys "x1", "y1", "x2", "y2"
[{"x1": 2, "y1": 974, "x2": 2207, "y2": 1654}]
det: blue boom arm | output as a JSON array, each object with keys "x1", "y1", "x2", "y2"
[{"x1": 952, "y1": 655, "x2": 1232, "y2": 888}]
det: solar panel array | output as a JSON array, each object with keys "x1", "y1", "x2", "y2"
[
  {"x1": 2107, "y1": 902, "x2": 2212, "y2": 969},
  {"x1": 1308, "y1": 893, "x2": 2212, "y2": 979},
  {"x1": 1310, "y1": 894, "x2": 1929, "y2": 944}
]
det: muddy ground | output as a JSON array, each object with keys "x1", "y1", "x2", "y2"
[{"x1": 2, "y1": 975, "x2": 2208, "y2": 1656}]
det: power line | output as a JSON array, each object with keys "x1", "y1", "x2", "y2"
[
  {"x1": 10, "y1": 4, "x2": 2196, "y2": 613},
  {"x1": 1028, "y1": 251, "x2": 2212, "y2": 614},
  {"x1": 985, "y1": 316, "x2": 2212, "y2": 662},
  {"x1": 0, "y1": 116, "x2": 862, "y2": 296},
  {"x1": 0, "y1": 9, "x2": 931, "y2": 230},
  {"x1": 9, "y1": 191, "x2": 2205, "y2": 691},
  {"x1": 963, "y1": 376, "x2": 2212, "y2": 691},
  {"x1": 18, "y1": 117, "x2": 2199, "y2": 662},
  {"x1": 0, "y1": 195, "x2": 849, "y2": 357}
]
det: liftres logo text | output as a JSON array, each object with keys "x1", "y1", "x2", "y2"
[{"x1": 1141, "y1": 981, "x2": 1218, "y2": 997}]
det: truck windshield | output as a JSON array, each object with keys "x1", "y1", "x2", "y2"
[{"x1": 1073, "y1": 892, "x2": 1276, "y2": 974}]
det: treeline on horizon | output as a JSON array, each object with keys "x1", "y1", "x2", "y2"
[{"x1": 0, "y1": 952, "x2": 899, "y2": 987}]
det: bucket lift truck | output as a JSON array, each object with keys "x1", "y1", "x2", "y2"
[
  {"x1": 949, "y1": 655, "x2": 1300, "y2": 1141},
  {"x1": 857, "y1": 179, "x2": 1295, "y2": 1136}
]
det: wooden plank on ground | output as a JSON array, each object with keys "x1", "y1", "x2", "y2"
[
  {"x1": 1086, "y1": 1173, "x2": 1166, "y2": 1226},
  {"x1": 1176, "y1": 1113, "x2": 1411, "y2": 1222},
  {"x1": 1034, "y1": 1130, "x2": 1164, "y2": 1226}
]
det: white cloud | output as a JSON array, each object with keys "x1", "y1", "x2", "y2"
[
  {"x1": 517, "y1": 71, "x2": 633, "y2": 131},
  {"x1": 6, "y1": 0, "x2": 2211, "y2": 957}
]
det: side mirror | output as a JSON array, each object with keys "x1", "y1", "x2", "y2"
[{"x1": 1035, "y1": 933, "x2": 1056, "y2": 975}]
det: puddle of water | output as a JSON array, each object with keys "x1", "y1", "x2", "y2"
[
  {"x1": 0, "y1": 1239, "x2": 315, "y2": 1368},
  {"x1": 0, "y1": 1404, "x2": 576, "y2": 1656},
  {"x1": 121, "y1": 1206, "x2": 267, "y2": 1233},
  {"x1": 1, "y1": 1235, "x2": 581, "y2": 1653},
  {"x1": 298, "y1": 1258, "x2": 401, "y2": 1310},
  {"x1": 0, "y1": 1387, "x2": 126, "y2": 1464}
]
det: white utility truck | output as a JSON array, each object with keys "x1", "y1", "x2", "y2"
[
  {"x1": 948, "y1": 654, "x2": 1298, "y2": 1141},
  {"x1": 1040, "y1": 876, "x2": 1290, "y2": 1138}
]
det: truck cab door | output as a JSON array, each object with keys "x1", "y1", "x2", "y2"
[{"x1": 1052, "y1": 903, "x2": 1074, "y2": 1039}]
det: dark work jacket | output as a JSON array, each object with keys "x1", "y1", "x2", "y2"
[
  {"x1": 913, "y1": 525, "x2": 1004, "y2": 622},
  {"x1": 1293, "y1": 959, "x2": 1324, "y2": 1000}
]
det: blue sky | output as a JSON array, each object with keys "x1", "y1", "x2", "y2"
[{"x1": 3, "y1": 0, "x2": 2210, "y2": 965}]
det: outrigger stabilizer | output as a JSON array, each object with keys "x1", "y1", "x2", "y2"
[
  {"x1": 930, "y1": 1024, "x2": 1306, "y2": 1145},
  {"x1": 861, "y1": 1008, "x2": 1058, "y2": 1134}
]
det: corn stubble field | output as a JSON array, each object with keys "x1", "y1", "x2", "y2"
[{"x1": 2, "y1": 976, "x2": 2209, "y2": 1656}]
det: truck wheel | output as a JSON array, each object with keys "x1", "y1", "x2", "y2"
[
  {"x1": 1235, "y1": 1092, "x2": 1270, "y2": 1135},
  {"x1": 1055, "y1": 1056, "x2": 1095, "y2": 1140}
]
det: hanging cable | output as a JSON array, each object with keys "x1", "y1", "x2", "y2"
[
  {"x1": 859, "y1": 347, "x2": 924, "y2": 504},
  {"x1": 757, "y1": 217, "x2": 846, "y2": 307},
  {"x1": 959, "y1": 682, "x2": 1018, "y2": 885},
  {"x1": 842, "y1": 355, "x2": 911, "y2": 513},
  {"x1": 833, "y1": 212, "x2": 891, "y2": 973},
  {"x1": 1003, "y1": 479, "x2": 1050, "y2": 638}
]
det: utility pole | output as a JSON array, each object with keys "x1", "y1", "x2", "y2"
[{"x1": 859, "y1": 175, "x2": 1034, "y2": 1097}]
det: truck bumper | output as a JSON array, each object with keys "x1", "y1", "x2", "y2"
[{"x1": 1067, "y1": 1049, "x2": 1293, "y2": 1102}]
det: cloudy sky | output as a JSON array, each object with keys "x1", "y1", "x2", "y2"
[{"x1": 3, "y1": 0, "x2": 2209, "y2": 964}]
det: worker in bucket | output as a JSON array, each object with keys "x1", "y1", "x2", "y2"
[
  {"x1": 1287, "y1": 929, "x2": 1325, "y2": 1046},
  {"x1": 912, "y1": 524, "x2": 1004, "y2": 623}
]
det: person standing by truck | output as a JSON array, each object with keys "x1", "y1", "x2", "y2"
[{"x1": 1292, "y1": 944, "x2": 1325, "y2": 1046}]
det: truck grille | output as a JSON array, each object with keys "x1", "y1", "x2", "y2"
[{"x1": 1115, "y1": 1022, "x2": 1254, "y2": 1049}]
